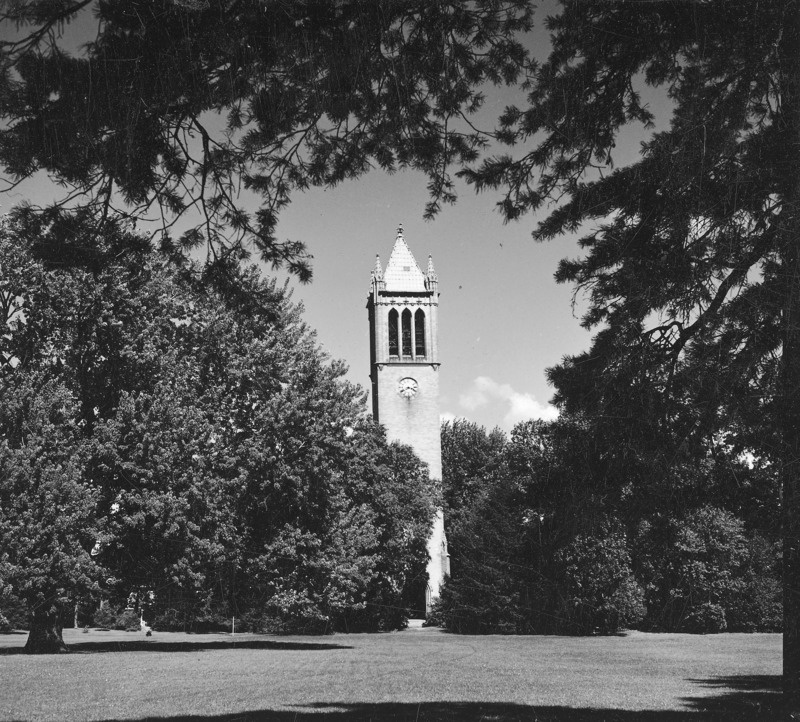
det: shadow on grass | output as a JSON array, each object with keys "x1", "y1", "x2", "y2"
[
  {"x1": 0, "y1": 638, "x2": 350, "y2": 655},
  {"x1": 90, "y1": 676, "x2": 787, "y2": 721},
  {"x1": 683, "y1": 674, "x2": 782, "y2": 718},
  {"x1": 95, "y1": 697, "x2": 785, "y2": 721}
]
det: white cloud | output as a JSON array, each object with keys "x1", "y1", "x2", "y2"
[
  {"x1": 440, "y1": 411, "x2": 458, "y2": 425},
  {"x1": 458, "y1": 376, "x2": 558, "y2": 431}
]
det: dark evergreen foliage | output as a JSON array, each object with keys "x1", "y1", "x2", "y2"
[
  {"x1": 0, "y1": 0, "x2": 532, "y2": 277},
  {"x1": 437, "y1": 417, "x2": 643, "y2": 635},
  {"x1": 461, "y1": 0, "x2": 799, "y2": 696}
]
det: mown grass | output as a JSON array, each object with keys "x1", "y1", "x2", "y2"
[{"x1": 0, "y1": 627, "x2": 782, "y2": 721}]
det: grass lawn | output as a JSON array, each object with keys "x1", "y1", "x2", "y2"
[{"x1": 0, "y1": 627, "x2": 781, "y2": 721}]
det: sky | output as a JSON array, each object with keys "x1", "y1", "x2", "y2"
[
  {"x1": 263, "y1": 20, "x2": 666, "y2": 434},
  {"x1": 273, "y1": 167, "x2": 584, "y2": 433},
  {"x1": 0, "y1": 3, "x2": 670, "y2": 435}
]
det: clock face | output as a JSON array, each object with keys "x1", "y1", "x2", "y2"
[{"x1": 398, "y1": 377, "x2": 419, "y2": 398}]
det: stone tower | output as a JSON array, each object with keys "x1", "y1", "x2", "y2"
[{"x1": 367, "y1": 225, "x2": 449, "y2": 614}]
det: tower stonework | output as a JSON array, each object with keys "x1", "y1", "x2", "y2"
[{"x1": 367, "y1": 226, "x2": 449, "y2": 614}]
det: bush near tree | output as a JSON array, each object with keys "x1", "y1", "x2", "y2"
[
  {"x1": 91, "y1": 606, "x2": 140, "y2": 632},
  {"x1": 0, "y1": 591, "x2": 27, "y2": 632}
]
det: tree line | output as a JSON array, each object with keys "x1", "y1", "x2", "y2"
[{"x1": 436, "y1": 417, "x2": 781, "y2": 636}]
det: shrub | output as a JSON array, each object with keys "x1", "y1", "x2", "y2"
[
  {"x1": 191, "y1": 610, "x2": 230, "y2": 633},
  {"x1": 263, "y1": 612, "x2": 331, "y2": 635},
  {"x1": 149, "y1": 607, "x2": 230, "y2": 633},
  {"x1": 92, "y1": 604, "x2": 119, "y2": 629},
  {"x1": 117, "y1": 609, "x2": 141, "y2": 631},
  {"x1": 724, "y1": 535, "x2": 783, "y2": 633},
  {"x1": 724, "y1": 574, "x2": 783, "y2": 633},
  {"x1": 554, "y1": 525, "x2": 646, "y2": 635},
  {"x1": 434, "y1": 573, "x2": 529, "y2": 634},
  {"x1": 235, "y1": 610, "x2": 315, "y2": 634},
  {"x1": 150, "y1": 608, "x2": 184, "y2": 632},
  {"x1": 683, "y1": 603, "x2": 727, "y2": 634},
  {"x1": 92, "y1": 605, "x2": 140, "y2": 631},
  {"x1": 0, "y1": 612, "x2": 11, "y2": 633}
]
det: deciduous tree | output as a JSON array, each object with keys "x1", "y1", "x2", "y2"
[
  {"x1": 0, "y1": 376, "x2": 101, "y2": 652},
  {"x1": 0, "y1": 215, "x2": 435, "y2": 649},
  {"x1": 440, "y1": 418, "x2": 506, "y2": 537}
]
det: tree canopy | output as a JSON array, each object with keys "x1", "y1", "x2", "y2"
[
  {"x1": 0, "y1": 215, "x2": 436, "y2": 650},
  {"x1": 1, "y1": 0, "x2": 532, "y2": 279}
]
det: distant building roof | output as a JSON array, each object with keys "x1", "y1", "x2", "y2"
[{"x1": 384, "y1": 226, "x2": 427, "y2": 292}]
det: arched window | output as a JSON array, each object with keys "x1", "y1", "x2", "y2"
[
  {"x1": 401, "y1": 309, "x2": 412, "y2": 357},
  {"x1": 388, "y1": 309, "x2": 399, "y2": 357},
  {"x1": 415, "y1": 309, "x2": 426, "y2": 357}
]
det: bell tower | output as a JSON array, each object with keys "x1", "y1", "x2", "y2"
[{"x1": 367, "y1": 225, "x2": 449, "y2": 614}]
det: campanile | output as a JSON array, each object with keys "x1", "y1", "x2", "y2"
[{"x1": 367, "y1": 225, "x2": 449, "y2": 614}]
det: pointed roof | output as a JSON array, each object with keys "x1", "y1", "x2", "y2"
[{"x1": 384, "y1": 225, "x2": 427, "y2": 292}]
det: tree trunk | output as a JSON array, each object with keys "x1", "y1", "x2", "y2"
[
  {"x1": 24, "y1": 610, "x2": 68, "y2": 654},
  {"x1": 781, "y1": 0, "x2": 800, "y2": 709}
]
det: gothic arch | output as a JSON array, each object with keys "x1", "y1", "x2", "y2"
[
  {"x1": 388, "y1": 308, "x2": 399, "y2": 357},
  {"x1": 415, "y1": 309, "x2": 426, "y2": 357},
  {"x1": 401, "y1": 308, "x2": 412, "y2": 357}
]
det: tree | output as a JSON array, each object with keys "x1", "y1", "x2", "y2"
[
  {"x1": 635, "y1": 506, "x2": 782, "y2": 634},
  {"x1": 433, "y1": 471, "x2": 533, "y2": 634},
  {"x1": 464, "y1": 0, "x2": 800, "y2": 703},
  {"x1": 0, "y1": 214, "x2": 436, "y2": 649},
  {"x1": 436, "y1": 415, "x2": 646, "y2": 635},
  {"x1": 436, "y1": 409, "x2": 781, "y2": 636},
  {"x1": 554, "y1": 523, "x2": 645, "y2": 635},
  {"x1": 1, "y1": 0, "x2": 532, "y2": 277},
  {"x1": 0, "y1": 375, "x2": 101, "y2": 652},
  {"x1": 440, "y1": 419, "x2": 506, "y2": 536}
]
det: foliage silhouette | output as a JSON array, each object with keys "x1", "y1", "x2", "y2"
[{"x1": 0, "y1": 1, "x2": 532, "y2": 277}]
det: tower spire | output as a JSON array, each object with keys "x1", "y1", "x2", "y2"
[
  {"x1": 384, "y1": 226, "x2": 426, "y2": 291},
  {"x1": 425, "y1": 254, "x2": 438, "y2": 292},
  {"x1": 370, "y1": 253, "x2": 384, "y2": 296},
  {"x1": 426, "y1": 254, "x2": 437, "y2": 280}
]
